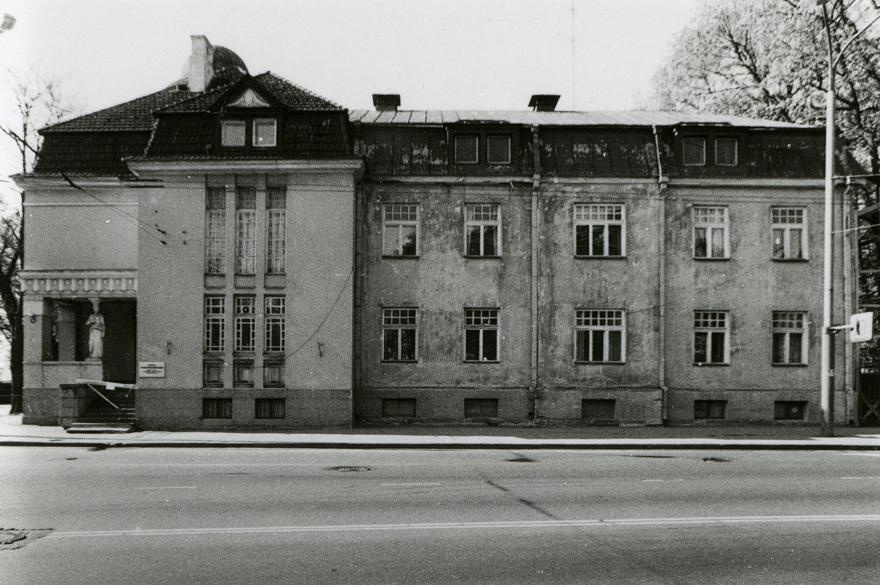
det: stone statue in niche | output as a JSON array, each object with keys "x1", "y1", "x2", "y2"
[{"x1": 86, "y1": 299, "x2": 104, "y2": 360}]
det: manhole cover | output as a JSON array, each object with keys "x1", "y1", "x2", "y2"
[{"x1": 330, "y1": 466, "x2": 371, "y2": 472}]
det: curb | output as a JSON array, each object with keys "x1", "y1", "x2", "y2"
[{"x1": 2, "y1": 439, "x2": 880, "y2": 450}]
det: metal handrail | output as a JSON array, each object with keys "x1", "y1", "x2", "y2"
[{"x1": 74, "y1": 379, "x2": 137, "y2": 411}]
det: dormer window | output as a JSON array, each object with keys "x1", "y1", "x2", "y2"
[
  {"x1": 253, "y1": 119, "x2": 277, "y2": 147},
  {"x1": 682, "y1": 137, "x2": 706, "y2": 166},
  {"x1": 486, "y1": 135, "x2": 511, "y2": 164},
  {"x1": 715, "y1": 138, "x2": 738, "y2": 166},
  {"x1": 221, "y1": 120, "x2": 246, "y2": 147},
  {"x1": 454, "y1": 134, "x2": 479, "y2": 164}
]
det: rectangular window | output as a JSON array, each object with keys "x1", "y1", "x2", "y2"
[
  {"x1": 234, "y1": 296, "x2": 256, "y2": 352},
  {"x1": 205, "y1": 187, "x2": 226, "y2": 274},
  {"x1": 464, "y1": 204, "x2": 501, "y2": 257},
  {"x1": 264, "y1": 297, "x2": 285, "y2": 353},
  {"x1": 574, "y1": 204, "x2": 625, "y2": 257},
  {"x1": 383, "y1": 203, "x2": 419, "y2": 257},
  {"x1": 694, "y1": 311, "x2": 729, "y2": 364},
  {"x1": 486, "y1": 135, "x2": 511, "y2": 164},
  {"x1": 204, "y1": 296, "x2": 225, "y2": 353},
  {"x1": 263, "y1": 361, "x2": 285, "y2": 388},
  {"x1": 255, "y1": 398, "x2": 285, "y2": 419},
  {"x1": 575, "y1": 309, "x2": 625, "y2": 363},
  {"x1": 203, "y1": 398, "x2": 232, "y2": 419},
  {"x1": 774, "y1": 401, "x2": 807, "y2": 420},
  {"x1": 694, "y1": 400, "x2": 726, "y2": 420},
  {"x1": 203, "y1": 359, "x2": 223, "y2": 388},
  {"x1": 693, "y1": 206, "x2": 729, "y2": 259},
  {"x1": 772, "y1": 311, "x2": 807, "y2": 365},
  {"x1": 233, "y1": 359, "x2": 254, "y2": 388},
  {"x1": 582, "y1": 399, "x2": 617, "y2": 423},
  {"x1": 253, "y1": 119, "x2": 277, "y2": 147},
  {"x1": 236, "y1": 188, "x2": 257, "y2": 274},
  {"x1": 464, "y1": 398, "x2": 499, "y2": 419},
  {"x1": 382, "y1": 308, "x2": 418, "y2": 362},
  {"x1": 464, "y1": 308, "x2": 499, "y2": 362},
  {"x1": 715, "y1": 138, "x2": 738, "y2": 166},
  {"x1": 382, "y1": 398, "x2": 416, "y2": 418},
  {"x1": 454, "y1": 134, "x2": 479, "y2": 164},
  {"x1": 266, "y1": 187, "x2": 286, "y2": 274},
  {"x1": 221, "y1": 120, "x2": 245, "y2": 147},
  {"x1": 682, "y1": 137, "x2": 706, "y2": 166},
  {"x1": 771, "y1": 207, "x2": 807, "y2": 260}
]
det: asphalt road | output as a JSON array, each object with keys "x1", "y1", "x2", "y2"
[{"x1": 1, "y1": 446, "x2": 879, "y2": 584}]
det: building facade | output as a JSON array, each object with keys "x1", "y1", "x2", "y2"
[{"x1": 16, "y1": 37, "x2": 858, "y2": 429}]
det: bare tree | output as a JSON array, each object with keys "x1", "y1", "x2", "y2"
[{"x1": 0, "y1": 71, "x2": 72, "y2": 413}]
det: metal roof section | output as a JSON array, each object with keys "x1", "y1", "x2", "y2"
[{"x1": 348, "y1": 109, "x2": 814, "y2": 129}]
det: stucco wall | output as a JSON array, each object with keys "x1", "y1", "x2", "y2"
[{"x1": 24, "y1": 188, "x2": 138, "y2": 271}]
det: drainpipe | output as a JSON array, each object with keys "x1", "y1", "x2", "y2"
[
  {"x1": 529, "y1": 124, "x2": 541, "y2": 422},
  {"x1": 653, "y1": 125, "x2": 669, "y2": 423}
]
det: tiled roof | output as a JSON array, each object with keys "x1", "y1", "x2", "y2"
[
  {"x1": 41, "y1": 88, "x2": 196, "y2": 133},
  {"x1": 34, "y1": 131, "x2": 151, "y2": 175},
  {"x1": 348, "y1": 109, "x2": 813, "y2": 129},
  {"x1": 160, "y1": 72, "x2": 344, "y2": 113}
]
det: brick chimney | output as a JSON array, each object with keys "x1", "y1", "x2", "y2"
[{"x1": 187, "y1": 35, "x2": 215, "y2": 92}]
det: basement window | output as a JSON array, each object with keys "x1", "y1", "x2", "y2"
[
  {"x1": 694, "y1": 400, "x2": 726, "y2": 420},
  {"x1": 203, "y1": 398, "x2": 232, "y2": 419},
  {"x1": 582, "y1": 399, "x2": 617, "y2": 423},
  {"x1": 221, "y1": 120, "x2": 246, "y2": 147},
  {"x1": 382, "y1": 398, "x2": 416, "y2": 418},
  {"x1": 464, "y1": 398, "x2": 499, "y2": 419},
  {"x1": 255, "y1": 398, "x2": 285, "y2": 419},
  {"x1": 774, "y1": 401, "x2": 807, "y2": 421}
]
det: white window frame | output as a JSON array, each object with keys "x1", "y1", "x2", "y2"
[
  {"x1": 234, "y1": 296, "x2": 256, "y2": 353},
  {"x1": 454, "y1": 134, "x2": 479, "y2": 164},
  {"x1": 464, "y1": 203, "x2": 501, "y2": 257},
  {"x1": 573, "y1": 203, "x2": 626, "y2": 257},
  {"x1": 486, "y1": 135, "x2": 512, "y2": 165},
  {"x1": 715, "y1": 138, "x2": 738, "y2": 166},
  {"x1": 464, "y1": 308, "x2": 500, "y2": 362},
  {"x1": 693, "y1": 311, "x2": 729, "y2": 365},
  {"x1": 682, "y1": 137, "x2": 706, "y2": 166},
  {"x1": 692, "y1": 206, "x2": 729, "y2": 259},
  {"x1": 575, "y1": 309, "x2": 626, "y2": 363},
  {"x1": 772, "y1": 311, "x2": 808, "y2": 365},
  {"x1": 264, "y1": 296, "x2": 286, "y2": 353},
  {"x1": 771, "y1": 207, "x2": 808, "y2": 260},
  {"x1": 205, "y1": 187, "x2": 226, "y2": 274},
  {"x1": 252, "y1": 118, "x2": 277, "y2": 147},
  {"x1": 382, "y1": 203, "x2": 419, "y2": 257},
  {"x1": 382, "y1": 307, "x2": 419, "y2": 362},
  {"x1": 204, "y1": 296, "x2": 226, "y2": 353},
  {"x1": 266, "y1": 187, "x2": 286, "y2": 274},
  {"x1": 221, "y1": 120, "x2": 246, "y2": 147},
  {"x1": 235, "y1": 187, "x2": 256, "y2": 274}
]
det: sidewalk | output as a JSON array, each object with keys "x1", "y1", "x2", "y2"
[{"x1": 1, "y1": 406, "x2": 879, "y2": 450}]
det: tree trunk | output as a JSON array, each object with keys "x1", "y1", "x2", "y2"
[{"x1": 8, "y1": 297, "x2": 22, "y2": 414}]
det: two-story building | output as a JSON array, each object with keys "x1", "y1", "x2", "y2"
[{"x1": 15, "y1": 36, "x2": 857, "y2": 429}]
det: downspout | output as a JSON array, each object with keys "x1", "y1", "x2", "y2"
[
  {"x1": 529, "y1": 124, "x2": 541, "y2": 422},
  {"x1": 652, "y1": 125, "x2": 669, "y2": 424}
]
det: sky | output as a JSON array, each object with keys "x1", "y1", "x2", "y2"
[{"x1": 0, "y1": 0, "x2": 700, "y2": 379}]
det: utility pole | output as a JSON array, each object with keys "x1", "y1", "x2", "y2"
[{"x1": 818, "y1": 1, "x2": 880, "y2": 436}]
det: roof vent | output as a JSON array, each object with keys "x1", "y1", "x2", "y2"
[
  {"x1": 372, "y1": 94, "x2": 401, "y2": 111},
  {"x1": 528, "y1": 94, "x2": 560, "y2": 112}
]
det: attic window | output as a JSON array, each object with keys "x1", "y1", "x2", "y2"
[
  {"x1": 221, "y1": 120, "x2": 246, "y2": 147},
  {"x1": 486, "y1": 135, "x2": 511, "y2": 164},
  {"x1": 253, "y1": 119, "x2": 277, "y2": 147},
  {"x1": 454, "y1": 134, "x2": 479, "y2": 164},
  {"x1": 715, "y1": 138, "x2": 738, "y2": 166},
  {"x1": 682, "y1": 137, "x2": 706, "y2": 166}
]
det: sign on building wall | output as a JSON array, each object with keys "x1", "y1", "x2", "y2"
[{"x1": 138, "y1": 362, "x2": 166, "y2": 378}]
